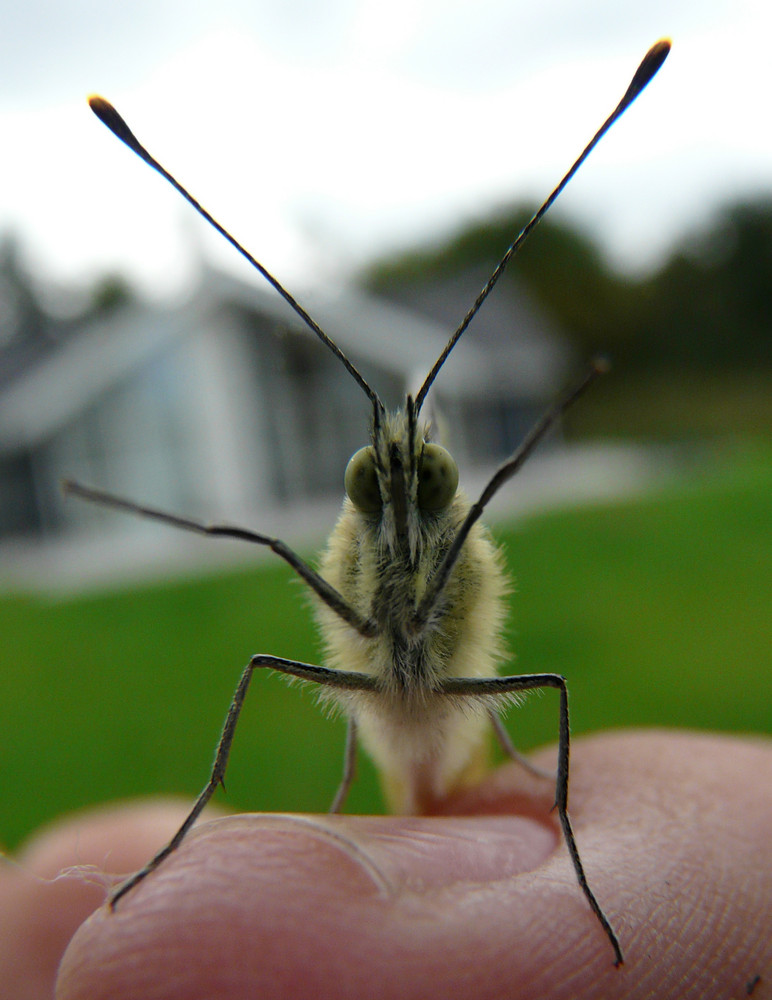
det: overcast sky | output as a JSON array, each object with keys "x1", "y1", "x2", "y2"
[{"x1": 1, "y1": 0, "x2": 769, "y2": 303}]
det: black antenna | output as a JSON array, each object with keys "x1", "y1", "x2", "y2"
[
  {"x1": 88, "y1": 96, "x2": 384, "y2": 415},
  {"x1": 414, "y1": 38, "x2": 671, "y2": 413},
  {"x1": 412, "y1": 358, "x2": 608, "y2": 631}
]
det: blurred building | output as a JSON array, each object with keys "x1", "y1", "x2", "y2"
[{"x1": 0, "y1": 260, "x2": 568, "y2": 548}]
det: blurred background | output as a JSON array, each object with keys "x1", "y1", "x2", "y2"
[{"x1": 1, "y1": 1, "x2": 770, "y2": 851}]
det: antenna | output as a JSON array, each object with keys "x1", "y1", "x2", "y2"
[
  {"x1": 88, "y1": 96, "x2": 384, "y2": 414},
  {"x1": 414, "y1": 38, "x2": 671, "y2": 413}
]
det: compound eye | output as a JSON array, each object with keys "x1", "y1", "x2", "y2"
[
  {"x1": 345, "y1": 446, "x2": 382, "y2": 513},
  {"x1": 417, "y1": 443, "x2": 458, "y2": 511}
]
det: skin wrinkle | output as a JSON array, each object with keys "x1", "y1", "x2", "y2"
[
  {"x1": 334, "y1": 814, "x2": 557, "y2": 889},
  {"x1": 221, "y1": 813, "x2": 396, "y2": 897},
  {"x1": 165, "y1": 811, "x2": 558, "y2": 899}
]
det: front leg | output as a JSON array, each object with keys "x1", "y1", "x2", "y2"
[
  {"x1": 110, "y1": 655, "x2": 378, "y2": 908},
  {"x1": 441, "y1": 673, "x2": 624, "y2": 967}
]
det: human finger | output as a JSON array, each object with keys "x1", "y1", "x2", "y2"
[{"x1": 56, "y1": 731, "x2": 772, "y2": 1000}]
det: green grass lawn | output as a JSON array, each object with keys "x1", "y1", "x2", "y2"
[{"x1": 2, "y1": 440, "x2": 770, "y2": 850}]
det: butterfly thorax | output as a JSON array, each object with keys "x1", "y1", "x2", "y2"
[{"x1": 317, "y1": 408, "x2": 509, "y2": 706}]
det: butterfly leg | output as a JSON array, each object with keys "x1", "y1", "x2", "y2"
[
  {"x1": 489, "y1": 709, "x2": 554, "y2": 781},
  {"x1": 443, "y1": 672, "x2": 623, "y2": 966},
  {"x1": 329, "y1": 716, "x2": 359, "y2": 814},
  {"x1": 109, "y1": 655, "x2": 377, "y2": 908}
]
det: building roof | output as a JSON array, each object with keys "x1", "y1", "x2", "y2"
[{"x1": 0, "y1": 263, "x2": 567, "y2": 456}]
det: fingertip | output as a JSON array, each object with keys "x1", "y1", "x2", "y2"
[{"x1": 3, "y1": 801, "x2": 199, "y2": 1000}]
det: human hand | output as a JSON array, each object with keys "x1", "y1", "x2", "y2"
[{"x1": 3, "y1": 730, "x2": 770, "y2": 999}]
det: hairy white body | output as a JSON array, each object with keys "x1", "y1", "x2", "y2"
[{"x1": 318, "y1": 480, "x2": 509, "y2": 812}]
